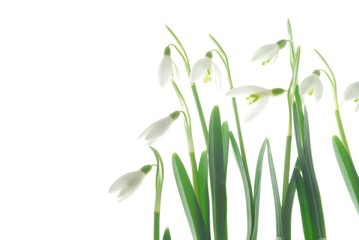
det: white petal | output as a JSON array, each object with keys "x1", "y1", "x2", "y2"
[
  {"x1": 299, "y1": 75, "x2": 315, "y2": 95},
  {"x1": 109, "y1": 170, "x2": 145, "y2": 194},
  {"x1": 314, "y1": 78, "x2": 323, "y2": 101},
  {"x1": 158, "y1": 56, "x2": 178, "y2": 87},
  {"x1": 299, "y1": 74, "x2": 323, "y2": 101},
  {"x1": 244, "y1": 96, "x2": 270, "y2": 122},
  {"x1": 226, "y1": 85, "x2": 268, "y2": 97},
  {"x1": 252, "y1": 43, "x2": 279, "y2": 63},
  {"x1": 344, "y1": 82, "x2": 359, "y2": 101},
  {"x1": 213, "y1": 62, "x2": 222, "y2": 90},
  {"x1": 138, "y1": 116, "x2": 174, "y2": 146},
  {"x1": 190, "y1": 58, "x2": 211, "y2": 82},
  {"x1": 355, "y1": 102, "x2": 359, "y2": 112}
]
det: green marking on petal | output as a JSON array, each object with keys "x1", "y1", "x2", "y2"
[
  {"x1": 354, "y1": 98, "x2": 359, "y2": 103},
  {"x1": 246, "y1": 94, "x2": 260, "y2": 104},
  {"x1": 308, "y1": 88, "x2": 314, "y2": 96},
  {"x1": 204, "y1": 69, "x2": 212, "y2": 83}
]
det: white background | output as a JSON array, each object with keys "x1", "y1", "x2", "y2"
[{"x1": 0, "y1": 0, "x2": 358, "y2": 239}]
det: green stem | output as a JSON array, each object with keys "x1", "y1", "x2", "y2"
[
  {"x1": 154, "y1": 212, "x2": 160, "y2": 240},
  {"x1": 166, "y1": 26, "x2": 208, "y2": 148},
  {"x1": 209, "y1": 34, "x2": 248, "y2": 168},
  {"x1": 189, "y1": 151, "x2": 200, "y2": 200},
  {"x1": 335, "y1": 109, "x2": 351, "y2": 157},
  {"x1": 282, "y1": 46, "x2": 301, "y2": 204},
  {"x1": 191, "y1": 83, "x2": 209, "y2": 146},
  {"x1": 171, "y1": 80, "x2": 199, "y2": 198},
  {"x1": 282, "y1": 136, "x2": 292, "y2": 203},
  {"x1": 314, "y1": 49, "x2": 352, "y2": 158}
]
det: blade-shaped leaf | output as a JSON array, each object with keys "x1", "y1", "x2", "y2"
[
  {"x1": 293, "y1": 103, "x2": 326, "y2": 239},
  {"x1": 267, "y1": 141, "x2": 283, "y2": 238},
  {"x1": 222, "y1": 121, "x2": 230, "y2": 178},
  {"x1": 162, "y1": 227, "x2": 171, "y2": 240},
  {"x1": 208, "y1": 106, "x2": 227, "y2": 240},
  {"x1": 172, "y1": 153, "x2": 210, "y2": 240},
  {"x1": 282, "y1": 160, "x2": 300, "y2": 240},
  {"x1": 198, "y1": 150, "x2": 210, "y2": 231},
  {"x1": 251, "y1": 138, "x2": 268, "y2": 240},
  {"x1": 332, "y1": 135, "x2": 359, "y2": 213},
  {"x1": 294, "y1": 168, "x2": 315, "y2": 240},
  {"x1": 229, "y1": 132, "x2": 253, "y2": 240}
]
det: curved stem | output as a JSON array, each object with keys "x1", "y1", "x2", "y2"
[
  {"x1": 209, "y1": 34, "x2": 248, "y2": 167},
  {"x1": 171, "y1": 80, "x2": 199, "y2": 198},
  {"x1": 282, "y1": 46, "x2": 301, "y2": 204},
  {"x1": 166, "y1": 25, "x2": 191, "y2": 73},
  {"x1": 166, "y1": 26, "x2": 208, "y2": 147},
  {"x1": 314, "y1": 49, "x2": 352, "y2": 158}
]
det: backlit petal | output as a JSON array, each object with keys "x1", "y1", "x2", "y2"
[
  {"x1": 344, "y1": 82, "x2": 359, "y2": 101},
  {"x1": 226, "y1": 85, "x2": 268, "y2": 97},
  {"x1": 245, "y1": 96, "x2": 270, "y2": 122},
  {"x1": 190, "y1": 58, "x2": 211, "y2": 82}
]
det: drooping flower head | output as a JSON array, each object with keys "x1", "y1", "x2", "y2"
[
  {"x1": 252, "y1": 39, "x2": 287, "y2": 65},
  {"x1": 138, "y1": 111, "x2": 180, "y2": 146},
  {"x1": 226, "y1": 86, "x2": 285, "y2": 121},
  {"x1": 299, "y1": 70, "x2": 323, "y2": 101},
  {"x1": 190, "y1": 52, "x2": 221, "y2": 90},
  {"x1": 158, "y1": 47, "x2": 179, "y2": 87},
  {"x1": 343, "y1": 81, "x2": 359, "y2": 112},
  {"x1": 109, "y1": 165, "x2": 152, "y2": 202}
]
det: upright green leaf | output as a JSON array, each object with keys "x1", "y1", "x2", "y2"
[
  {"x1": 294, "y1": 168, "x2": 315, "y2": 240},
  {"x1": 162, "y1": 227, "x2": 171, "y2": 240},
  {"x1": 198, "y1": 151, "x2": 210, "y2": 231},
  {"x1": 282, "y1": 160, "x2": 300, "y2": 240},
  {"x1": 222, "y1": 121, "x2": 230, "y2": 178},
  {"x1": 293, "y1": 104, "x2": 326, "y2": 239},
  {"x1": 332, "y1": 135, "x2": 359, "y2": 213},
  {"x1": 229, "y1": 132, "x2": 253, "y2": 240},
  {"x1": 208, "y1": 106, "x2": 227, "y2": 240},
  {"x1": 251, "y1": 139, "x2": 268, "y2": 240},
  {"x1": 172, "y1": 154, "x2": 210, "y2": 240},
  {"x1": 267, "y1": 141, "x2": 283, "y2": 238}
]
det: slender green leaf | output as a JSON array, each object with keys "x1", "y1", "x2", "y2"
[
  {"x1": 303, "y1": 108, "x2": 326, "y2": 237},
  {"x1": 266, "y1": 141, "x2": 283, "y2": 238},
  {"x1": 294, "y1": 169, "x2": 315, "y2": 240},
  {"x1": 198, "y1": 151, "x2": 210, "y2": 231},
  {"x1": 172, "y1": 154, "x2": 209, "y2": 240},
  {"x1": 251, "y1": 139, "x2": 268, "y2": 240},
  {"x1": 293, "y1": 104, "x2": 326, "y2": 239},
  {"x1": 282, "y1": 160, "x2": 300, "y2": 240},
  {"x1": 222, "y1": 121, "x2": 230, "y2": 178},
  {"x1": 162, "y1": 227, "x2": 171, "y2": 240},
  {"x1": 332, "y1": 135, "x2": 359, "y2": 213},
  {"x1": 229, "y1": 132, "x2": 253, "y2": 240},
  {"x1": 208, "y1": 106, "x2": 227, "y2": 240}
]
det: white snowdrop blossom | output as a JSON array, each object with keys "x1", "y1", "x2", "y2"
[
  {"x1": 252, "y1": 40, "x2": 287, "y2": 65},
  {"x1": 109, "y1": 165, "x2": 152, "y2": 202},
  {"x1": 158, "y1": 47, "x2": 179, "y2": 87},
  {"x1": 226, "y1": 85, "x2": 285, "y2": 121},
  {"x1": 190, "y1": 52, "x2": 221, "y2": 90},
  {"x1": 343, "y1": 81, "x2": 359, "y2": 112},
  {"x1": 299, "y1": 71, "x2": 323, "y2": 101},
  {"x1": 138, "y1": 111, "x2": 180, "y2": 146}
]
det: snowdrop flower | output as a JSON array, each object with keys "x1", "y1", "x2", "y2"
[
  {"x1": 299, "y1": 70, "x2": 323, "y2": 101},
  {"x1": 343, "y1": 81, "x2": 359, "y2": 112},
  {"x1": 158, "y1": 47, "x2": 179, "y2": 87},
  {"x1": 190, "y1": 52, "x2": 221, "y2": 90},
  {"x1": 226, "y1": 86, "x2": 285, "y2": 121},
  {"x1": 252, "y1": 40, "x2": 287, "y2": 65},
  {"x1": 109, "y1": 165, "x2": 152, "y2": 202},
  {"x1": 138, "y1": 111, "x2": 180, "y2": 146}
]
